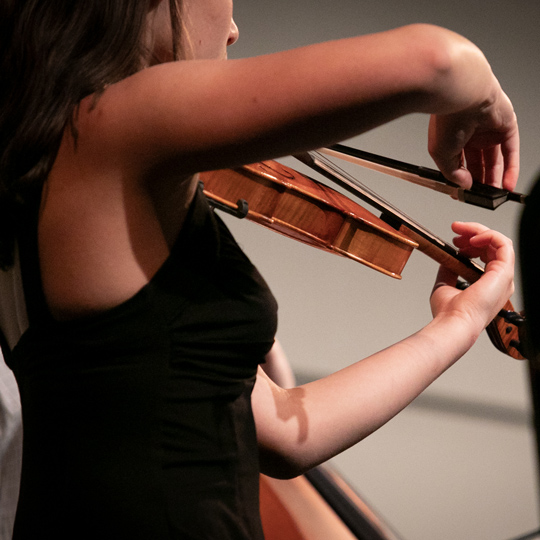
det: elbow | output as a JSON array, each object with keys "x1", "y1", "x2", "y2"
[{"x1": 259, "y1": 447, "x2": 315, "y2": 480}]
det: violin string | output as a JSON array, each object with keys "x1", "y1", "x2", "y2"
[{"x1": 303, "y1": 151, "x2": 484, "y2": 275}]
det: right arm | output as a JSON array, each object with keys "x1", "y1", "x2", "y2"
[{"x1": 80, "y1": 23, "x2": 519, "y2": 190}]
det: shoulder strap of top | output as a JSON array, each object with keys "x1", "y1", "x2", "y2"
[{"x1": 16, "y1": 188, "x2": 53, "y2": 328}]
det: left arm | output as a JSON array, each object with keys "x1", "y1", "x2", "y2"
[{"x1": 252, "y1": 222, "x2": 514, "y2": 479}]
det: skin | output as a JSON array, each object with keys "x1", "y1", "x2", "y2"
[
  {"x1": 147, "y1": 0, "x2": 238, "y2": 62},
  {"x1": 38, "y1": 0, "x2": 518, "y2": 477}
]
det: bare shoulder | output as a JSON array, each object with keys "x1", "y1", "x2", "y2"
[
  {"x1": 74, "y1": 62, "x2": 226, "y2": 177},
  {"x1": 37, "y1": 95, "x2": 197, "y2": 321}
]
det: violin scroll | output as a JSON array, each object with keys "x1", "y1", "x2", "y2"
[{"x1": 457, "y1": 280, "x2": 526, "y2": 360}]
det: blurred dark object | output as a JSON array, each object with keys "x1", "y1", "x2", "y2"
[
  {"x1": 520, "y1": 173, "x2": 540, "y2": 361},
  {"x1": 519, "y1": 172, "x2": 540, "y2": 522}
]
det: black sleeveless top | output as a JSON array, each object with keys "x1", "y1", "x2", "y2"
[{"x1": 7, "y1": 187, "x2": 278, "y2": 539}]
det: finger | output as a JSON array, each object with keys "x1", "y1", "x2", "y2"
[
  {"x1": 501, "y1": 127, "x2": 520, "y2": 191},
  {"x1": 463, "y1": 148, "x2": 485, "y2": 184},
  {"x1": 433, "y1": 151, "x2": 473, "y2": 189},
  {"x1": 481, "y1": 146, "x2": 504, "y2": 187},
  {"x1": 446, "y1": 165, "x2": 474, "y2": 189},
  {"x1": 451, "y1": 221, "x2": 485, "y2": 254},
  {"x1": 432, "y1": 265, "x2": 459, "y2": 293},
  {"x1": 460, "y1": 229, "x2": 514, "y2": 270},
  {"x1": 451, "y1": 222, "x2": 510, "y2": 262},
  {"x1": 430, "y1": 265, "x2": 460, "y2": 318},
  {"x1": 469, "y1": 230, "x2": 514, "y2": 262},
  {"x1": 452, "y1": 225, "x2": 511, "y2": 257},
  {"x1": 468, "y1": 228, "x2": 513, "y2": 251},
  {"x1": 451, "y1": 221, "x2": 489, "y2": 236},
  {"x1": 453, "y1": 242, "x2": 487, "y2": 260},
  {"x1": 428, "y1": 117, "x2": 473, "y2": 189}
]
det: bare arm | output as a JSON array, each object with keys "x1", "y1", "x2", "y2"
[
  {"x1": 261, "y1": 340, "x2": 296, "y2": 389},
  {"x1": 252, "y1": 222, "x2": 515, "y2": 479},
  {"x1": 82, "y1": 24, "x2": 518, "y2": 189}
]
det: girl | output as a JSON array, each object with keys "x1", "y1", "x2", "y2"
[{"x1": 0, "y1": 1, "x2": 518, "y2": 538}]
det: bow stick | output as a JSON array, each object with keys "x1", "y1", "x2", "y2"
[{"x1": 320, "y1": 144, "x2": 527, "y2": 210}]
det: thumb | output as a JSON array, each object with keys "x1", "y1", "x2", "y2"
[{"x1": 431, "y1": 265, "x2": 459, "y2": 295}]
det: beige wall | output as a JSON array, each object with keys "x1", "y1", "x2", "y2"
[{"x1": 228, "y1": 1, "x2": 540, "y2": 538}]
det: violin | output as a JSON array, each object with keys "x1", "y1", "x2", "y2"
[{"x1": 199, "y1": 150, "x2": 526, "y2": 361}]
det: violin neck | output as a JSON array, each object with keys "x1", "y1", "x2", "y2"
[
  {"x1": 297, "y1": 151, "x2": 524, "y2": 360},
  {"x1": 386, "y1": 220, "x2": 482, "y2": 283}
]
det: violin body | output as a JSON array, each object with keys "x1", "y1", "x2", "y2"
[{"x1": 200, "y1": 161, "x2": 417, "y2": 279}]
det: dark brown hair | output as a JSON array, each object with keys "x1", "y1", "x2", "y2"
[{"x1": 0, "y1": 0, "x2": 182, "y2": 268}]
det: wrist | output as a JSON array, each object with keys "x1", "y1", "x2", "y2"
[
  {"x1": 422, "y1": 311, "x2": 482, "y2": 360},
  {"x1": 407, "y1": 25, "x2": 493, "y2": 115}
]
